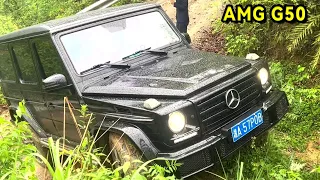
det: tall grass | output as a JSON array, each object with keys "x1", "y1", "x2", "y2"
[
  {"x1": 37, "y1": 97, "x2": 181, "y2": 179},
  {"x1": 0, "y1": 102, "x2": 37, "y2": 180},
  {"x1": 0, "y1": 98, "x2": 180, "y2": 179}
]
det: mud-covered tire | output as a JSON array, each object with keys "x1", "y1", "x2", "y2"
[{"x1": 109, "y1": 133, "x2": 143, "y2": 169}]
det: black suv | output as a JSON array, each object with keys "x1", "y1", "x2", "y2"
[{"x1": 0, "y1": 3, "x2": 289, "y2": 178}]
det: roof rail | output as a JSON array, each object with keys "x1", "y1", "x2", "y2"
[{"x1": 77, "y1": 0, "x2": 120, "y2": 14}]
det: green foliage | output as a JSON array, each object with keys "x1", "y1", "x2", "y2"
[
  {"x1": 112, "y1": 0, "x2": 145, "y2": 7},
  {"x1": 288, "y1": 13, "x2": 320, "y2": 68},
  {"x1": 35, "y1": 118, "x2": 180, "y2": 180},
  {"x1": 0, "y1": 88, "x2": 6, "y2": 105},
  {"x1": 211, "y1": 131, "x2": 318, "y2": 180},
  {"x1": 0, "y1": 0, "x2": 95, "y2": 30},
  {"x1": 0, "y1": 15, "x2": 18, "y2": 35},
  {"x1": 0, "y1": 107, "x2": 37, "y2": 179},
  {"x1": 270, "y1": 62, "x2": 320, "y2": 150},
  {"x1": 216, "y1": 0, "x2": 320, "y2": 68},
  {"x1": 0, "y1": 99, "x2": 179, "y2": 179},
  {"x1": 225, "y1": 34, "x2": 258, "y2": 57},
  {"x1": 215, "y1": 0, "x2": 292, "y2": 58}
]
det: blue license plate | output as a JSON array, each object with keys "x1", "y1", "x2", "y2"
[{"x1": 231, "y1": 109, "x2": 264, "y2": 142}]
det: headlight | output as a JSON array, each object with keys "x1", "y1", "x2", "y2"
[
  {"x1": 168, "y1": 111, "x2": 186, "y2": 133},
  {"x1": 258, "y1": 68, "x2": 269, "y2": 85}
]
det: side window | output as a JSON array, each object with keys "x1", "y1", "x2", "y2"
[
  {"x1": 12, "y1": 41, "x2": 38, "y2": 82},
  {"x1": 33, "y1": 37, "x2": 65, "y2": 79},
  {"x1": 0, "y1": 44, "x2": 16, "y2": 81}
]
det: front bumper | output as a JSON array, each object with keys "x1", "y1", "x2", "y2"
[{"x1": 157, "y1": 90, "x2": 289, "y2": 178}]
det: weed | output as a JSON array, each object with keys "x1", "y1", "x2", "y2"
[
  {"x1": 0, "y1": 103, "x2": 37, "y2": 179},
  {"x1": 0, "y1": 98, "x2": 180, "y2": 179},
  {"x1": 33, "y1": 97, "x2": 181, "y2": 180}
]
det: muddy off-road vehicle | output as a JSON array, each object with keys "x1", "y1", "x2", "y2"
[{"x1": 0, "y1": 3, "x2": 289, "y2": 178}]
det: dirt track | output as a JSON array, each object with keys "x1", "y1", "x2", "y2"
[{"x1": 155, "y1": 0, "x2": 226, "y2": 53}]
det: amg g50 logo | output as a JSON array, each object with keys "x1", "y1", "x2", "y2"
[{"x1": 222, "y1": 4, "x2": 308, "y2": 23}]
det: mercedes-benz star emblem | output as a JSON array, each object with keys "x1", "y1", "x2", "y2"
[{"x1": 225, "y1": 89, "x2": 241, "y2": 109}]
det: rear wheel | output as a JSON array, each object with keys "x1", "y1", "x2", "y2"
[
  {"x1": 27, "y1": 125, "x2": 53, "y2": 168},
  {"x1": 31, "y1": 129, "x2": 47, "y2": 154},
  {"x1": 108, "y1": 133, "x2": 143, "y2": 169}
]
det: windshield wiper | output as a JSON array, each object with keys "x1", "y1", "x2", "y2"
[
  {"x1": 80, "y1": 61, "x2": 130, "y2": 75},
  {"x1": 122, "y1": 47, "x2": 168, "y2": 60}
]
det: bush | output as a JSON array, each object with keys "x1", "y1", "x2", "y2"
[
  {"x1": 0, "y1": 111, "x2": 37, "y2": 179},
  {"x1": 0, "y1": 0, "x2": 96, "y2": 29},
  {"x1": 270, "y1": 62, "x2": 320, "y2": 150},
  {"x1": 215, "y1": 0, "x2": 320, "y2": 67}
]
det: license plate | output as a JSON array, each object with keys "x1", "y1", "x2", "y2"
[{"x1": 231, "y1": 109, "x2": 264, "y2": 142}]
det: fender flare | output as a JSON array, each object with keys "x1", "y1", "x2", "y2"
[{"x1": 96, "y1": 121, "x2": 159, "y2": 160}]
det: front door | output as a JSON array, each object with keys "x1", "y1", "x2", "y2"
[
  {"x1": 32, "y1": 36, "x2": 83, "y2": 143},
  {"x1": 10, "y1": 40, "x2": 59, "y2": 137}
]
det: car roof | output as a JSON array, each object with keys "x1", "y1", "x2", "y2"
[{"x1": 0, "y1": 3, "x2": 160, "y2": 43}]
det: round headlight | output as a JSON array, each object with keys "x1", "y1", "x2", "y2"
[
  {"x1": 258, "y1": 68, "x2": 269, "y2": 85},
  {"x1": 168, "y1": 111, "x2": 186, "y2": 133}
]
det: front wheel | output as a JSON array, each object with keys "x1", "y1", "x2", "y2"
[{"x1": 109, "y1": 133, "x2": 143, "y2": 169}]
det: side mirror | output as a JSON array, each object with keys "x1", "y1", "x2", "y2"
[
  {"x1": 43, "y1": 74, "x2": 68, "y2": 91},
  {"x1": 181, "y1": 33, "x2": 191, "y2": 44}
]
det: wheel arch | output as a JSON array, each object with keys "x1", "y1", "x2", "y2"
[{"x1": 94, "y1": 121, "x2": 159, "y2": 160}]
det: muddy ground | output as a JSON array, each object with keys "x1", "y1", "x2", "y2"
[{"x1": 155, "y1": 0, "x2": 226, "y2": 53}]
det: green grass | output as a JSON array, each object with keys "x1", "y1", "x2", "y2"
[
  {"x1": 0, "y1": 117, "x2": 37, "y2": 180},
  {"x1": 0, "y1": 99, "x2": 181, "y2": 180}
]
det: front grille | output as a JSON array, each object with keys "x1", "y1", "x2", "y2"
[{"x1": 196, "y1": 72, "x2": 262, "y2": 135}]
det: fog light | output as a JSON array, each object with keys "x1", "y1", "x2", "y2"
[
  {"x1": 258, "y1": 68, "x2": 269, "y2": 85},
  {"x1": 168, "y1": 111, "x2": 186, "y2": 133}
]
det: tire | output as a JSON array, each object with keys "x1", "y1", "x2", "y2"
[{"x1": 108, "y1": 133, "x2": 143, "y2": 169}]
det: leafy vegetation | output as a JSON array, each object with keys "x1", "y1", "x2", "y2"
[
  {"x1": 215, "y1": 0, "x2": 320, "y2": 68},
  {"x1": 112, "y1": 0, "x2": 145, "y2": 7},
  {"x1": 0, "y1": 99, "x2": 180, "y2": 179},
  {"x1": 0, "y1": 0, "x2": 95, "y2": 31},
  {"x1": 211, "y1": 0, "x2": 320, "y2": 179},
  {"x1": 0, "y1": 101, "x2": 37, "y2": 180}
]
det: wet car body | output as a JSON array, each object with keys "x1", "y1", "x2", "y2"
[{"x1": 0, "y1": 3, "x2": 289, "y2": 178}]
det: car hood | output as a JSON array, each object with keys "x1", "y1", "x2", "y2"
[{"x1": 82, "y1": 49, "x2": 252, "y2": 98}]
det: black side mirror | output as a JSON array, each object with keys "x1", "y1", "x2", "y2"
[
  {"x1": 43, "y1": 74, "x2": 68, "y2": 91},
  {"x1": 181, "y1": 33, "x2": 191, "y2": 44}
]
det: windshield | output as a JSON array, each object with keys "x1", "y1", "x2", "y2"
[{"x1": 61, "y1": 11, "x2": 180, "y2": 74}]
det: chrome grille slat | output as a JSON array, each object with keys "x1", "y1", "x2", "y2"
[
  {"x1": 196, "y1": 72, "x2": 262, "y2": 135},
  {"x1": 198, "y1": 76, "x2": 256, "y2": 107},
  {"x1": 203, "y1": 95, "x2": 259, "y2": 134},
  {"x1": 201, "y1": 90, "x2": 259, "y2": 123}
]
